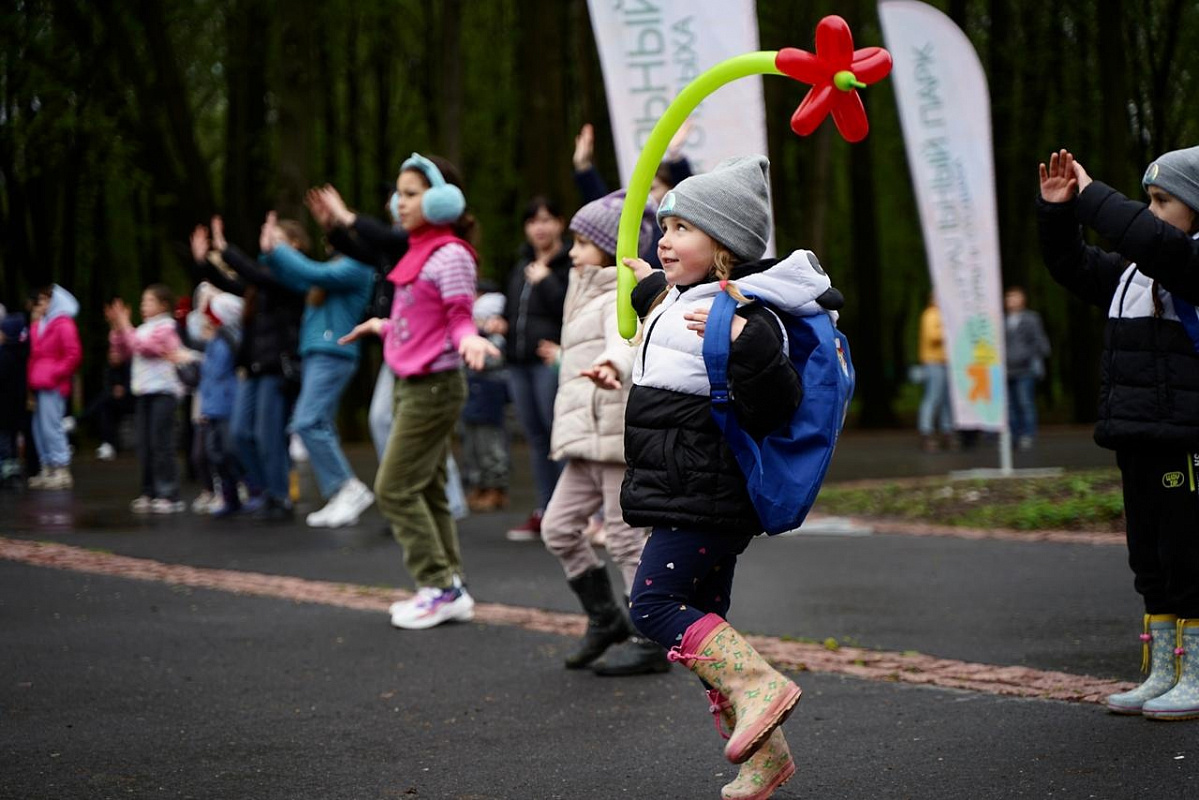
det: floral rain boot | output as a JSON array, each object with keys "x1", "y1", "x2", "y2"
[
  {"x1": 669, "y1": 614, "x2": 802, "y2": 765},
  {"x1": 1142, "y1": 619, "x2": 1199, "y2": 720},
  {"x1": 1107, "y1": 614, "x2": 1179, "y2": 714},
  {"x1": 708, "y1": 689, "x2": 795, "y2": 800}
]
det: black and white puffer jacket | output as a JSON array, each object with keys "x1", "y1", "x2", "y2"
[
  {"x1": 620, "y1": 250, "x2": 836, "y2": 535},
  {"x1": 1037, "y1": 181, "x2": 1199, "y2": 451}
]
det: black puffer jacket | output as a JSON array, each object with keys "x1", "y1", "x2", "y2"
[
  {"x1": 621, "y1": 253, "x2": 833, "y2": 535},
  {"x1": 503, "y1": 241, "x2": 572, "y2": 364},
  {"x1": 197, "y1": 246, "x2": 304, "y2": 378},
  {"x1": 328, "y1": 215, "x2": 410, "y2": 320},
  {"x1": 1037, "y1": 181, "x2": 1199, "y2": 450}
]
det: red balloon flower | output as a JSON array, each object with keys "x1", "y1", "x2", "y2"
[{"x1": 775, "y1": 15, "x2": 893, "y2": 143}]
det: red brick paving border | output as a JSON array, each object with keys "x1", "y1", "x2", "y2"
[{"x1": 0, "y1": 536, "x2": 1132, "y2": 705}]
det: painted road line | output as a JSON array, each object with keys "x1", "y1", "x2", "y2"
[{"x1": 0, "y1": 536, "x2": 1133, "y2": 704}]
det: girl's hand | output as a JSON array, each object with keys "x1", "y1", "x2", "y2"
[
  {"x1": 319, "y1": 185, "x2": 356, "y2": 227},
  {"x1": 684, "y1": 308, "x2": 747, "y2": 341},
  {"x1": 621, "y1": 257, "x2": 654, "y2": 282},
  {"x1": 1038, "y1": 149, "x2": 1079, "y2": 203},
  {"x1": 525, "y1": 260, "x2": 552, "y2": 285},
  {"x1": 211, "y1": 215, "x2": 228, "y2": 251},
  {"x1": 580, "y1": 362, "x2": 621, "y2": 390},
  {"x1": 536, "y1": 339, "x2": 561, "y2": 366},
  {"x1": 305, "y1": 188, "x2": 333, "y2": 230},
  {"x1": 190, "y1": 225, "x2": 210, "y2": 263},
  {"x1": 338, "y1": 317, "x2": 384, "y2": 345},
  {"x1": 106, "y1": 299, "x2": 132, "y2": 330},
  {"x1": 573, "y1": 123, "x2": 595, "y2": 171},
  {"x1": 259, "y1": 211, "x2": 278, "y2": 253},
  {"x1": 460, "y1": 334, "x2": 502, "y2": 371}
]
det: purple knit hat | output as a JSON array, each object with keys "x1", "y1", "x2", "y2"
[{"x1": 569, "y1": 190, "x2": 657, "y2": 261}]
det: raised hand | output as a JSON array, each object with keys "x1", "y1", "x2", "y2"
[
  {"x1": 1039, "y1": 149, "x2": 1079, "y2": 203},
  {"x1": 210, "y1": 215, "x2": 228, "y2": 252},
  {"x1": 318, "y1": 184, "x2": 355, "y2": 227},
  {"x1": 667, "y1": 118, "x2": 693, "y2": 159},
  {"x1": 573, "y1": 123, "x2": 595, "y2": 171},
  {"x1": 190, "y1": 225, "x2": 210, "y2": 263},
  {"x1": 305, "y1": 188, "x2": 333, "y2": 230},
  {"x1": 259, "y1": 210, "x2": 278, "y2": 254}
]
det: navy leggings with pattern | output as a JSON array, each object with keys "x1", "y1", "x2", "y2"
[{"x1": 629, "y1": 527, "x2": 755, "y2": 650}]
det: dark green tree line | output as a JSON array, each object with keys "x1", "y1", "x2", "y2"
[{"x1": 3, "y1": 0, "x2": 1197, "y2": 429}]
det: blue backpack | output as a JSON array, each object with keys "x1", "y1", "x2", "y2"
[{"x1": 702, "y1": 290, "x2": 855, "y2": 535}]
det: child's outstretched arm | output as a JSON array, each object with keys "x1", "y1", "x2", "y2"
[
  {"x1": 1075, "y1": 181, "x2": 1199, "y2": 305},
  {"x1": 1036, "y1": 150, "x2": 1126, "y2": 308}
]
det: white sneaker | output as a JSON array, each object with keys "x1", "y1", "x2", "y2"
[
  {"x1": 130, "y1": 495, "x2": 153, "y2": 514},
  {"x1": 96, "y1": 443, "x2": 116, "y2": 461},
  {"x1": 289, "y1": 434, "x2": 309, "y2": 463},
  {"x1": 151, "y1": 498, "x2": 186, "y2": 514},
  {"x1": 191, "y1": 491, "x2": 217, "y2": 514},
  {"x1": 389, "y1": 586, "x2": 475, "y2": 630},
  {"x1": 27, "y1": 469, "x2": 52, "y2": 489},
  {"x1": 38, "y1": 468, "x2": 73, "y2": 490},
  {"x1": 305, "y1": 496, "x2": 339, "y2": 528},
  {"x1": 322, "y1": 479, "x2": 374, "y2": 528}
]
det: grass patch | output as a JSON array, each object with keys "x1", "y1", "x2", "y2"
[{"x1": 816, "y1": 468, "x2": 1125, "y2": 532}]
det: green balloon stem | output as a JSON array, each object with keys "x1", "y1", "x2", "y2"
[
  {"x1": 615, "y1": 51, "x2": 783, "y2": 340},
  {"x1": 834, "y1": 71, "x2": 866, "y2": 91}
]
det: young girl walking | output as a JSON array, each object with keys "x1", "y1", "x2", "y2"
[
  {"x1": 339, "y1": 153, "x2": 499, "y2": 630},
  {"x1": 539, "y1": 190, "x2": 669, "y2": 676},
  {"x1": 622, "y1": 156, "x2": 842, "y2": 798},
  {"x1": 1038, "y1": 148, "x2": 1199, "y2": 720},
  {"x1": 107, "y1": 284, "x2": 187, "y2": 513}
]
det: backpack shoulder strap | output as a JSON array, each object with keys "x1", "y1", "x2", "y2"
[{"x1": 702, "y1": 291, "x2": 740, "y2": 408}]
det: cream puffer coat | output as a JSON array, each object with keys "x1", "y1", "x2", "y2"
[{"x1": 549, "y1": 265, "x2": 636, "y2": 464}]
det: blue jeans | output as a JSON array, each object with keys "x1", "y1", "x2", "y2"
[
  {"x1": 507, "y1": 362, "x2": 563, "y2": 509},
  {"x1": 232, "y1": 375, "x2": 290, "y2": 501},
  {"x1": 917, "y1": 363, "x2": 953, "y2": 435},
  {"x1": 289, "y1": 353, "x2": 359, "y2": 499},
  {"x1": 1008, "y1": 375, "x2": 1038, "y2": 440},
  {"x1": 629, "y1": 527, "x2": 754, "y2": 650},
  {"x1": 32, "y1": 390, "x2": 70, "y2": 468}
]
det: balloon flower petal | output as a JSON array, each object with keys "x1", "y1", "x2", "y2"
[{"x1": 775, "y1": 15, "x2": 892, "y2": 142}]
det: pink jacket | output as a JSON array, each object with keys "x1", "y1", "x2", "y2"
[
  {"x1": 28, "y1": 288, "x2": 83, "y2": 397},
  {"x1": 109, "y1": 314, "x2": 184, "y2": 397},
  {"x1": 380, "y1": 242, "x2": 478, "y2": 379}
]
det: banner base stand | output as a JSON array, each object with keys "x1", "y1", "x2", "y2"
[{"x1": 949, "y1": 467, "x2": 1064, "y2": 481}]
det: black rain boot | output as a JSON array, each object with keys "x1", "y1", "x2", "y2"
[
  {"x1": 564, "y1": 566, "x2": 632, "y2": 669},
  {"x1": 591, "y1": 635, "x2": 672, "y2": 676},
  {"x1": 592, "y1": 595, "x2": 672, "y2": 676}
]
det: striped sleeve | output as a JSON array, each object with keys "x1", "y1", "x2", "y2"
[
  {"x1": 425, "y1": 243, "x2": 479, "y2": 348},
  {"x1": 425, "y1": 244, "x2": 477, "y2": 299}
]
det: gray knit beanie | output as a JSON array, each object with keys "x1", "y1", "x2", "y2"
[
  {"x1": 656, "y1": 155, "x2": 772, "y2": 262},
  {"x1": 1143, "y1": 146, "x2": 1199, "y2": 213},
  {"x1": 568, "y1": 190, "x2": 656, "y2": 260}
]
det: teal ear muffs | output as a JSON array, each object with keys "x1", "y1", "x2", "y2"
[{"x1": 400, "y1": 152, "x2": 466, "y2": 225}]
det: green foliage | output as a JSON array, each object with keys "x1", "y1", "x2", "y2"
[
  {"x1": 816, "y1": 468, "x2": 1126, "y2": 531},
  {"x1": 3, "y1": 0, "x2": 1198, "y2": 422}
]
